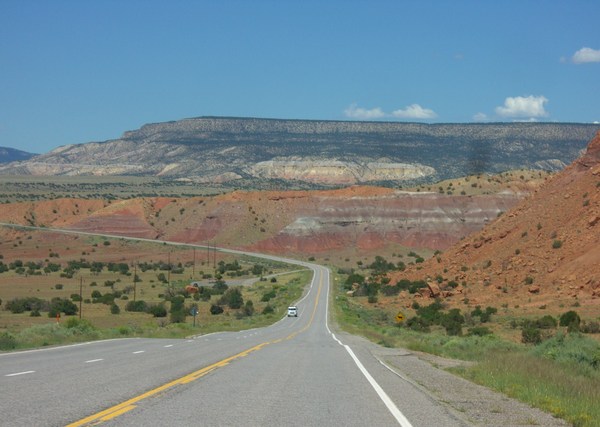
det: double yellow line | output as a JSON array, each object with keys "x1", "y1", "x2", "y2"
[{"x1": 67, "y1": 272, "x2": 324, "y2": 426}]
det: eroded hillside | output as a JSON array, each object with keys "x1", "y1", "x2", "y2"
[
  {"x1": 389, "y1": 131, "x2": 600, "y2": 314},
  {"x1": 0, "y1": 176, "x2": 542, "y2": 262}
]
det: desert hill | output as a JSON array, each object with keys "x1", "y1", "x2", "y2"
[
  {"x1": 390, "y1": 131, "x2": 600, "y2": 313},
  {"x1": 1, "y1": 117, "x2": 597, "y2": 188},
  {"x1": 0, "y1": 171, "x2": 547, "y2": 263}
]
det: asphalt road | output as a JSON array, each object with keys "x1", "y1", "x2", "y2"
[{"x1": 1, "y1": 259, "x2": 462, "y2": 427}]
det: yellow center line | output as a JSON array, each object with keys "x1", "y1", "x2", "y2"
[{"x1": 67, "y1": 270, "x2": 325, "y2": 427}]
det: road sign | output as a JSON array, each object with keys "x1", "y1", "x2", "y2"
[
  {"x1": 190, "y1": 306, "x2": 198, "y2": 327},
  {"x1": 395, "y1": 312, "x2": 405, "y2": 323}
]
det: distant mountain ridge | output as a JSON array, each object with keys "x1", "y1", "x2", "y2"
[
  {"x1": 1, "y1": 117, "x2": 598, "y2": 187},
  {"x1": 0, "y1": 147, "x2": 36, "y2": 164}
]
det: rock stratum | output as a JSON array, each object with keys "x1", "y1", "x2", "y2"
[
  {"x1": 1, "y1": 117, "x2": 598, "y2": 187},
  {"x1": 0, "y1": 184, "x2": 525, "y2": 260}
]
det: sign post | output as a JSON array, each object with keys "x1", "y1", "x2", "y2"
[{"x1": 190, "y1": 306, "x2": 198, "y2": 327}]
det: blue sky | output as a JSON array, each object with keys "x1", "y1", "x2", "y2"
[{"x1": 1, "y1": 0, "x2": 599, "y2": 154}]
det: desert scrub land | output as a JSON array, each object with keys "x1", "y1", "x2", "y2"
[
  {"x1": 0, "y1": 176, "x2": 225, "y2": 202},
  {"x1": 0, "y1": 227, "x2": 310, "y2": 350}
]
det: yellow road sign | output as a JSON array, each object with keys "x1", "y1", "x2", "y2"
[{"x1": 395, "y1": 312, "x2": 405, "y2": 323}]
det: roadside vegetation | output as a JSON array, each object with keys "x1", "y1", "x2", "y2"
[{"x1": 332, "y1": 257, "x2": 600, "y2": 427}]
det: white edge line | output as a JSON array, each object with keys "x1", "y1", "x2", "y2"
[
  {"x1": 5, "y1": 370, "x2": 35, "y2": 377},
  {"x1": 85, "y1": 359, "x2": 103, "y2": 363},
  {"x1": 0, "y1": 338, "x2": 140, "y2": 358},
  {"x1": 324, "y1": 266, "x2": 413, "y2": 427},
  {"x1": 132, "y1": 350, "x2": 145, "y2": 354}
]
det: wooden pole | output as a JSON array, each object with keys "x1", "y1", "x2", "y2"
[{"x1": 79, "y1": 276, "x2": 83, "y2": 320}]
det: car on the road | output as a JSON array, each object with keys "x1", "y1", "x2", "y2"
[{"x1": 287, "y1": 306, "x2": 298, "y2": 317}]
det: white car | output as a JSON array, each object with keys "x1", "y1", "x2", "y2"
[{"x1": 287, "y1": 306, "x2": 298, "y2": 317}]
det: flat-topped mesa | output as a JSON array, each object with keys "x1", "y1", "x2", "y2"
[{"x1": 0, "y1": 117, "x2": 598, "y2": 185}]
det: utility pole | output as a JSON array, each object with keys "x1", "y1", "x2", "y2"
[
  {"x1": 167, "y1": 251, "x2": 171, "y2": 289},
  {"x1": 206, "y1": 241, "x2": 210, "y2": 266},
  {"x1": 79, "y1": 276, "x2": 83, "y2": 320},
  {"x1": 133, "y1": 262, "x2": 137, "y2": 302},
  {"x1": 192, "y1": 248, "x2": 196, "y2": 279}
]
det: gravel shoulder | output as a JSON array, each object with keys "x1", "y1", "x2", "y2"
[{"x1": 335, "y1": 331, "x2": 568, "y2": 426}]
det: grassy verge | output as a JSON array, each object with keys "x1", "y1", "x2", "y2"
[{"x1": 332, "y1": 288, "x2": 600, "y2": 426}]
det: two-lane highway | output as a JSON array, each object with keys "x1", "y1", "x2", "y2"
[{"x1": 0, "y1": 227, "x2": 469, "y2": 426}]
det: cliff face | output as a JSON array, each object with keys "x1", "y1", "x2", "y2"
[{"x1": 1, "y1": 117, "x2": 597, "y2": 187}]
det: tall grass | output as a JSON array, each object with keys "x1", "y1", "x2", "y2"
[{"x1": 458, "y1": 350, "x2": 600, "y2": 426}]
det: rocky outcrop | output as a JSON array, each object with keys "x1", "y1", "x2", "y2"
[{"x1": 247, "y1": 159, "x2": 435, "y2": 184}]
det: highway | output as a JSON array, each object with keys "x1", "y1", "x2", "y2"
[{"x1": 0, "y1": 237, "x2": 474, "y2": 427}]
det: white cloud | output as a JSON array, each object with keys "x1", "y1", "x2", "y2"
[
  {"x1": 344, "y1": 103, "x2": 437, "y2": 120},
  {"x1": 473, "y1": 112, "x2": 488, "y2": 122},
  {"x1": 344, "y1": 103, "x2": 385, "y2": 120},
  {"x1": 391, "y1": 104, "x2": 437, "y2": 119},
  {"x1": 572, "y1": 47, "x2": 600, "y2": 64},
  {"x1": 495, "y1": 95, "x2": 549, "y2": 118}
]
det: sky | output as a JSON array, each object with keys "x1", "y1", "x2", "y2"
[{"x1": 1, "y1": 0, "x2": 599, "y2": 154}]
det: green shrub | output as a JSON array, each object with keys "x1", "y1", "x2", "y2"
[
  {"x1": 559, "y1": 311, "x2": 581, "y2": 330},
  {"x1": 522, "y1": 326, "x2": 542, "y2": 344},
  {"x1": 125, "y1": 300, "x2": 148, "y2": 312},
  {"x1": 148, "y1": 303, "x2": 167, "y2": 317},
  {"x1": 110, "y1": 303, "x2": 120, "y2": 314},
  {"x1": 0, "y1": 332, "x2": 17, "y2": 350},
  {"x1": 405, "y1": 316, "x2": 431, "y2": 332},
  {"x1": 64, "y1": 318, "x2": 95, "y2": 333},
  {"x1": 262, "y1": 304, "x2": 274, "y2": 315},
  {"x1": 261, "y1": 289, "x2": 277, "y2": 302},
  {"x1": 243, "y1": 300, "x2": 254, "y2": 316},
  {"x1": 210, "y1": 304, "x2": 224, "y2": 315},
  {"x1": 536, "y1": 315, "x2": 558, "y2": 329},
  {"x1": 169, "y1": 296, "x2": 186, "y2": 323},
  {"x1": 6, "y1": 297, "x2": 48, "y2": 313},
  {"x1": 219, "y1": 287, "x2": 244, "y2": 309},
  {"x1": 417, "y1": 300, "x2": 445, "y2": 324},
  {"x1": 442, "y1": 309, "x2": 465, "y2": 336},
  {"x1": 532, "y1": 332, "x2": 600, "y2": 371},
  {"x1": 211, "y1": 279, "x2": 228, "y2": 295},
  {"x1": 48, "y1": 298, "x2": 78, "y2": 316}
]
